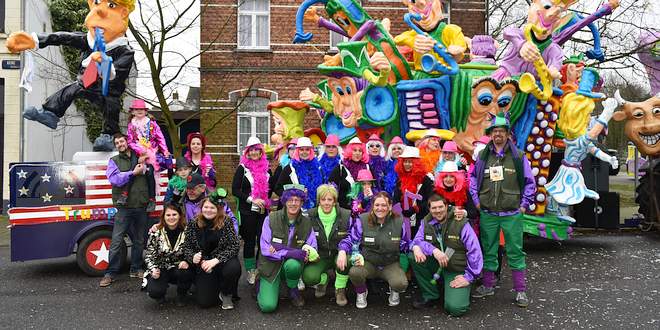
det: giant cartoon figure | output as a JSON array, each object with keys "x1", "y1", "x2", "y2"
[
  {"x1": 611, "y1": 90, "x2": 660, "y2": 229},
  {"x1": 545, "y1": 69, "x2": 618, "y2": 223},
  {"x1": 268, "y1": 101, "x2": 308, "y2": 160},
  {"x1": 453, "y1": 77, "x2": 518, "y2": 154},
  {"x1": 6, "y1": 0, "x2": 136, "y2": 151},
  {"x1": 395, "y1": 0, "x2": 466, "y2": 79}
]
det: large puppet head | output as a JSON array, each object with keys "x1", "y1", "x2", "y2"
[
  {"x1": 527, "y1": 0, "x2": 575, "y2": 39},
  {"x1": 612, "y1": 91, "x2": 660, "y2": 157},
  {"x1": 267, "y1": 101, "x2": 308, "y2": 146},
  {"x1": 85, "y1": 0, "x2": 135, "y2": 43},
  {"x1": 402, "y1": 0, "x2": 444, "y2": 31},
  {"x1": 471, "y1": 77, "x2": 518, "y2": 125}
]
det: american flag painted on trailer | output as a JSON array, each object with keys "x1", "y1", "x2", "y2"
[{"x1": 8, "y1": 160, "x2": 169, "y2": 226}]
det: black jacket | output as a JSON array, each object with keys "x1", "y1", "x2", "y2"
[
  {"x1": 231, "y1": 164, "x2": 272, "y2": 213},
  {"x1": 37, "y1": 32, "x2": 134, "y2": 97}
]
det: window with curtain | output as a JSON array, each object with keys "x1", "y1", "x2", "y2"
[
  {"x1": 237, "y1": 94, "x2": 270, "y2": 152},
  {"x1": 237, "y1": 0, "x2": 270, "y2": 49}
]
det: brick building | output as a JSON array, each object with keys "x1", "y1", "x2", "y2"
[{"x1": 199, "y1": 0, "x2": 486, "y2": 189}]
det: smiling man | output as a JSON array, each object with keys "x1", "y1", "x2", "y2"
[{"x1": 6, "y1": 0, "x2": 136, "y2": 151}]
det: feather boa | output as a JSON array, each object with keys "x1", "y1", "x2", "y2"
[
  {"x1": 291, "y1": 158, "x2": 322, "y2": 209},
  {"x1": 279, "y1": 154, "x2": 291, "y2": 167},
  {"x1": 394, "y1": 158, "x2": 426, "y2": 205},
  {"x1": 383, "y1": 159, "x2": 398, "y2": 196},
  {"x1": 185, "y1": 151, "x2": 216, "y2": 189},
  {"x1": 240, "y1": 153, "x2": 271, "y2": 209},
  {"x1": 420, "y1": 148, "x2": 441, "y2": 173},
  {"x1": 368, "y1": 155, "x2": 389, "y2": 190},
  {"x1": 319, "y1": 154, "x2": 341, "y2": 183},
  {"x1": 342, "y1": 159, "x2": 368, "y2": 182},
  {"x1": 434, "y1": 184, "x2": 467, "y2": 207}
]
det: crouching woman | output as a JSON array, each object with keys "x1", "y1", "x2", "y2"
[
  {"x1": 181, "y1": 193, "x2": 241, "y2": 309},
  {"x1": 145, "y1": 203, "x2": 194, "y2": 306},
  {"x1": 345, "y1": 192, "x2": 411, "y2": 309}
]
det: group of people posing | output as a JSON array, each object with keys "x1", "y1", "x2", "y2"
[{"x1": 102, "y1": 100, "x2": 535, "y2": 316}]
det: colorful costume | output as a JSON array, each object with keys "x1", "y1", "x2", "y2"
[
  {"x1": 184, "y1": 132, "x2": 217, "y2": 190},
  {"x1": 410, "y1": 210, "x2": 483, "y2": 316},
  {"x1": 329, "y1": 137, "x2": 370, "y2": 209}
]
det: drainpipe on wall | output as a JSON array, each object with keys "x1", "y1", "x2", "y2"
[{"x1": 19, "y1": 0, "x2": 26, "y2": 162}]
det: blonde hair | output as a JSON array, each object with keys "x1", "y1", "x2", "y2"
[
  {"x1": 558, "y1": 92, "x2": 595, "y2": 140},
  {"x1": 114, "y1": 0, "x2": 136, "y2": 13},
  {"x1": 316, "y1": 184, "x2": 338, "y2": 204}
]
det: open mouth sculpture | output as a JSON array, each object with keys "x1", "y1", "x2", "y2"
[{"x1": 639, "y1": 131, "x2": 660, "y2": 146}]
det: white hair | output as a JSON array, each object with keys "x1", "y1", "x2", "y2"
[{"x1": 366, "y1": 140, "x2": 386, "y2": 158}]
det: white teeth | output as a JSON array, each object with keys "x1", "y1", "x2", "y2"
[{"x1": 639, "y1": 132, "x2": 660, "y2": 146}]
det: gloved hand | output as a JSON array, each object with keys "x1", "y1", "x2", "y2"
[
  {"x1": 599, "y1": 98, "x2": 619, "y2": 123},
  {"x1": 302, "y1": 244, "x2": 319, "y2": 262},
  {"x1": 285, "y1": 249, "x2": 307, "y2": 261},
  {"x1": 609, "y1": 155, "x2": 619, "y2": 169}
]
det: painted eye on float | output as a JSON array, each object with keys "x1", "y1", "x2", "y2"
[
  {"x1": 335, "y1": 86, "x2": 345, "y2": 96},
  {"x1": 541, "y1": 0, "x2": 552, "y2": 9},
  {"x1": 337, "y1": 17, "x2": 350, "y2": 27},
  {"x1": 497, "y1": 90, "x2": 513, "y2": 108},
  {"x1": 652, "y1": 107, "x2": 660, "y2": 115},
  {"x1": 94, "y1": 0, "x2": 101, "y2": 4},
  {"x1": 345, "y1": 85, "x2": 352, "y2": 95},
  {"x1": 476, "y1": 87, "x2": 493, "y2": 106},
  {"x1": 632, "y1": 109, "x2": 644, "y2": 119},
  {"x1": 108, "y1": 1, "x2": 116, "y2": 8}
]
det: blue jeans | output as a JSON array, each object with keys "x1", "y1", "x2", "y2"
[{"x1": 105, "y1": 207, "x2": 148, "y2": 276}]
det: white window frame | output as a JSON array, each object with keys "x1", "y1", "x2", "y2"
[
  {"x1": 235, "y1": 92, "x2": 272, "y2": 153},
  {"x1": 329, "y1": 31, "x2": 348, "y2": 52},
  {"x1": 237, "y1": 0, "x2": 270, "y2": 50},
  {"x1": 441, "y1": 0, "x2": 451, "y2": 24}
]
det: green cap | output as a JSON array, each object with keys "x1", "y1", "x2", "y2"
[
  {"x1": 318, "y1": 41, "x2": 373, "y2": 78},
  {"x1": 485, "y1": 112, "x2": 511, "y2": 134}
]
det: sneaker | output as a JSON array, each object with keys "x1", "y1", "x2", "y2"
[
  {"x1": 146, "y1": 200, "x2": 156, "y2": 212},
  {"x1": 472, "y1": 285, "x2": 495, "y2": 298},
  {"x1": 412, "y1": 297, "x2": 439, "y2": 309},
  {"x1": 130, "y1": 271, "x2": 144, "y2": 278},
  {"x1": 23, "y1": 106, "x2": 59, "y2": 129},
  {"x1": 99, "y1": 275, "x2": 113, "y2": 287},
  {"x1": 116, "y1": 194, "x2": 128, "y2": 206},
  {"x1": 515, "y1": 291, "x2": 529, "y2": 308},
  {"x1": 335, "y1": 288, "x2": 348, "y2": 306},
  {"x1": 297, "y1": 278, "x2": 305, "y2": 291},
  {"x1": 356, "y1": 291, "x2": 368, "y2": 309},
  {"x1": 220, "y1": 293, "x2": 234, "y2": 310},
  {"x1": 247, "y1": 269, "x2": 257, "y2": 285},
  {"x1": 289, "y1": 288, "x2": 305, "y2": 307},
  {"x1": 388, "y1": 290, "x2": 400, "y2": 307},
  {"x1": 315, "y1": 283, "x2": 327, "y2": 298}
]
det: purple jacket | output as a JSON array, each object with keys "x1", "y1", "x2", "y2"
[
  {"x1": 259, "y1": 215, "x2": 318, "y2": 261},
  {"x1": 411, "y1": 216, "x2": 483, "y2": 283},
  {"x1": 469, "y1": 141, "x2": 536, "y2": 216},
  {"x1": 106, "y1": 158, "x2": 133, "y2": 187},
  {"x1": 492, "y1": 26, "x2": 563, "y2": 80},
  {"x1": 338, "y1": 214, "x2": 410, "y2": 254},
  {"x1": 183, "y1": 196, "x2": 238, "y2": 234}
]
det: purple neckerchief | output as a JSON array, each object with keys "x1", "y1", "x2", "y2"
[
  {"x1": 411, "y1": 217, "x2": 483, "y2": 282},
  {"x1": 553, "y1": 3, "x2": 613, "y2": 46},
  {"x1": 339, "y1": 215, "x2": 411, "y2": 254},
  {"x1": 318, "y1": 17, "x2": 347, "y2": 36},
  {"x1": 106, "y1": 157, "x2": 132, "y2": 187},
  {"x1": 492, "y1": 26, "x2": 563, "y2": 80},
  {"x1": 259, "y1": 215, "x2": 317, "y2": 262},
  {"x1": 469, "y1": 140, "x2": 536, "y2": 216}
]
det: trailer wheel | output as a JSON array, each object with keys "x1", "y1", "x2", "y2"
[{"x1": 77, "y1": 229, "x2": 126, "y2": 277}]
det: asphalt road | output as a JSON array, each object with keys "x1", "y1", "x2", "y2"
[{"x1": 1, "y1": 231, "x2": 659, "y2": 329}]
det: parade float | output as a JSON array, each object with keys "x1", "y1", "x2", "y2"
[{"x1": 267, "y1": 0, "x2": 631, "y2": 240}]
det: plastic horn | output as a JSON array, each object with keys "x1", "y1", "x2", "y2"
[
  {"x1": 518, "y1": 24, "x2": 553, "y2": 101},
  {"x1": 403, "y1": 13, "x2": 458, "y2": 76},
  {"x1": 293, "y1": 0, "x2": 329, "y2": 44}
]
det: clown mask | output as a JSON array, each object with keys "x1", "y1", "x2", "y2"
[
  {"x1": 402, "y1": 0, "x2": 444, "y2": 31},
  {"x1": 527, "y1": 0, "x2": 574, "y2": 39}
]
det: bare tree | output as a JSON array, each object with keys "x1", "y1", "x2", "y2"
[{"x1": 127, "y1": 0, "x2": 255, "y2": 155}]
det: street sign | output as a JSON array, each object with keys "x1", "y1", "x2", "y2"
[{"x1": 2, "y1": 60, "x2": 21, "y2": 69}]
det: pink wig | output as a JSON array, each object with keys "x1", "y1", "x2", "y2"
[
  {"x1": 292, "y1": 146, "x2": 316, "y2": 161},
  {"x1": 434, "y1": 170, "x2": 466, "y2": 193},
  {"x1": 342, "y1": 142, "x2": 370, "y2": 164}
]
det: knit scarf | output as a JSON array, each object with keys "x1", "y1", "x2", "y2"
[
  {"x1": 318, "y1": 207, "x2": 337, "y2": 239},
  {"x1": 342, "y1": 159, "x2": 368, "y2": 182},
  {"x1": 240, "y1": 154, "x2": 271, "y2": 209},
  {"x1": 291, "y1": 158, "x2": 322, "y2": 209},
  {"x1": 319, "y1": 154, "x2": 340, "y2": 183}
]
